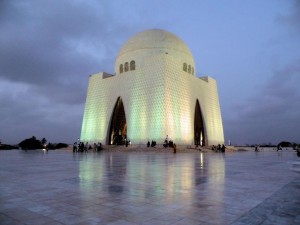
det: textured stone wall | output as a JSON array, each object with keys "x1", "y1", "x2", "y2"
[
  {"x1": 81, "y1": 58, "x2": 224, "y2": 145},
  {"x1": 80, "y1": 30, "x2": 224, "y2": 146}
]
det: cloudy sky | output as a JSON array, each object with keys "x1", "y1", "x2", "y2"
[{"x1": 1, "y1": 0, "x2": 299, "y2": 145}]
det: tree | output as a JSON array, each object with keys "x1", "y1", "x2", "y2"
[
  {"x1": 41, "y1": 138, "x2": 47, "y2": 146},
  {"x1": 47, "y1": 142, "x2": 68, "y2": 150},
  {"x1": 0, "y1": 144, "x2": 17, "y2": 150},
  {"x1": 278, "y1": 141, "x2": 292, "y2": 147},
  {"x1": 56, "y1": 143, "x2": 68, "y2": 149},
  {"x1": 19, "y1": 136, "x2": 43, "y2": 150}
]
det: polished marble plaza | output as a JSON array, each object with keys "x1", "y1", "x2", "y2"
[{"x1": 0, "y1": 149, "x2": 299, "y2": 225}]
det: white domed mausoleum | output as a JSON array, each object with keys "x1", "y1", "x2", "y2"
[{"x1": 80, "y1": 29, "x2": 224, "y2": 146}]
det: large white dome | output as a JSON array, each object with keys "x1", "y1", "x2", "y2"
[
  {"x1": 117, "y1": 29, "x2": 193, "y2": 58},
  {"x1": 114, "y1": 29, "x2": 195, "y2": 76}
]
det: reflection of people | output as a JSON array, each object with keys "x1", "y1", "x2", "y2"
[{"x1": 173, "y1": 143, "x2": 177, "y2": 154}]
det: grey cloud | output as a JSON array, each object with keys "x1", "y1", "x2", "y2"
[
  {"x1": 234, "y1": 59, "x2": 300, "y2": 115},
  {"x1": 0, "y1": 80, "x2": 84, "y2": 144},
  {"x1": 0, "y1": 0, "x2": 133, "y2": 107},
  {"x1": 264, "y1": 62, "x2": 300, "y2": 94},
  {"x1": 277, "y1": 0, "x2": 300, "y2": 34},
  {"x1": 31, "y1": 82, "x2": 88, "y2": 105},
  {"x1": 225, "y1": 60, "x2": 300, "y2": 145},
  {"x1": 0, "y1": 1, "x2": 129, "y2": 83},
  {"x1": 0, "y1": 0, "x2": 137, "y2": 144}
]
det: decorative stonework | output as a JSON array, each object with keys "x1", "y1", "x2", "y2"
[{"x1": 81, "y1": 29, "x2": 224, "y2": 146}]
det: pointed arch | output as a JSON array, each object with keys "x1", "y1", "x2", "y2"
[
  {"x1": 107, "y1": 97, "x2": 127, "y2": 145},
  {"x1": 130, "y1": 60, "x2": 135, "y2": 70},
  {"x1": 183, "y1": 63, "x2": 187, "y2": 72},
  {"x1": 124, "y1": 62, "x2": 129, "y2": 72},
  {"x1": 194, "y1": 99, "x2": 206, "y2": 146},
  {"x1": 119, "y1": 64, "x2": 123, "y2": 73},
  {"x1": 188, "y1": 65, "x2": 191, "y2": 74}
]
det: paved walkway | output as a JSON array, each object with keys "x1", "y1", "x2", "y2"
[{"x1": 0, "y1": 149, "x2": 299, "y2": 225}]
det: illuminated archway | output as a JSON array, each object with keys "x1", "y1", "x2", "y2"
[
  {"x1": 194, "y1": 99, "x2": 206, "y2": 146},
  {"x1": 108, "y1": 97, "x2": 127, "y2": 145}
]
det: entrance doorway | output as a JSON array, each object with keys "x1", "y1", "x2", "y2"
[
  {"x1": 194, "y1": 99, "x2": 206, "y2": 146},
  {"x1": 108, "y1": 97, "x2": 127, "y2": 145}
]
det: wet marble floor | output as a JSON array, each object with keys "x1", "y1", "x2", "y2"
[{"x1": 0, "y1": 149, "x2": 299, "y2": 225}]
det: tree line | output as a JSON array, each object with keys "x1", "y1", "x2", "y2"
[{"x1": 0, "y1": 136, "x2": 68, "y2": 150}]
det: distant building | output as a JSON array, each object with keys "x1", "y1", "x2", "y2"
[{"x1": 80, "y1": 29, "x2": 224, "y2": 146}]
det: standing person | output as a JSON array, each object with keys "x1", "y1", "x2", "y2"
[
  {"x1": 163, "y1": 139, "x2": 168, "y2": 148},
  {"x1": 277, "y1": 145, "x2": 282, "y2": 151},
  {"x1": 173, "y1": 143, "x2": 177, "y2": 154},
  {"x1": 97, "y1": 142, "x2": 102, "y2": 151},
  {"x1": 221, "y1": 144, "x2": 226, "y2": 153},
  {"x1": 80, "y1": 142, "x2": 84, "y2": 152},
  {"x1": 73, "y1": 142, "x2": 77, "y2": 152},
  {"x1": 151, "y1": 140, "x2": 156, "y2": 147}
]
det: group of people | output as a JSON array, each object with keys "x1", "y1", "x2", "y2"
[
  {"x1": 163, "y1": 139, "x2": 174, "y2": 148},
  {"x1": 73, "y1": 141, "x2": 102, "y2": 152},
  {"x1": 147, "y1": 140, "x2": 157, "y2": 147},
  {"x1": 146, "y1": 136, "x2": 175, "y2": 149},
  {"x1": 162, "y1": 138, "x2": 177, "y2": 153},
  {"x1": 212, "y1": 144, "x2": 226, "y2": 152},
  {"x1": 146, "y1": 136, "x2": 177, "y2": 153}
]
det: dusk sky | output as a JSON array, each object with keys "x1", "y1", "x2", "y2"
[{"x1": 1, "y1": 0, "x2": 299, "y2": 145}]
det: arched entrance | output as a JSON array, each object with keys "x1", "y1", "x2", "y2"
[
  {"x1": 194, "y1": 99, "x2": 206, "y2": 146},
  {"x1": 108, "y1": 97, "x2": 127, "y2": 145}
]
